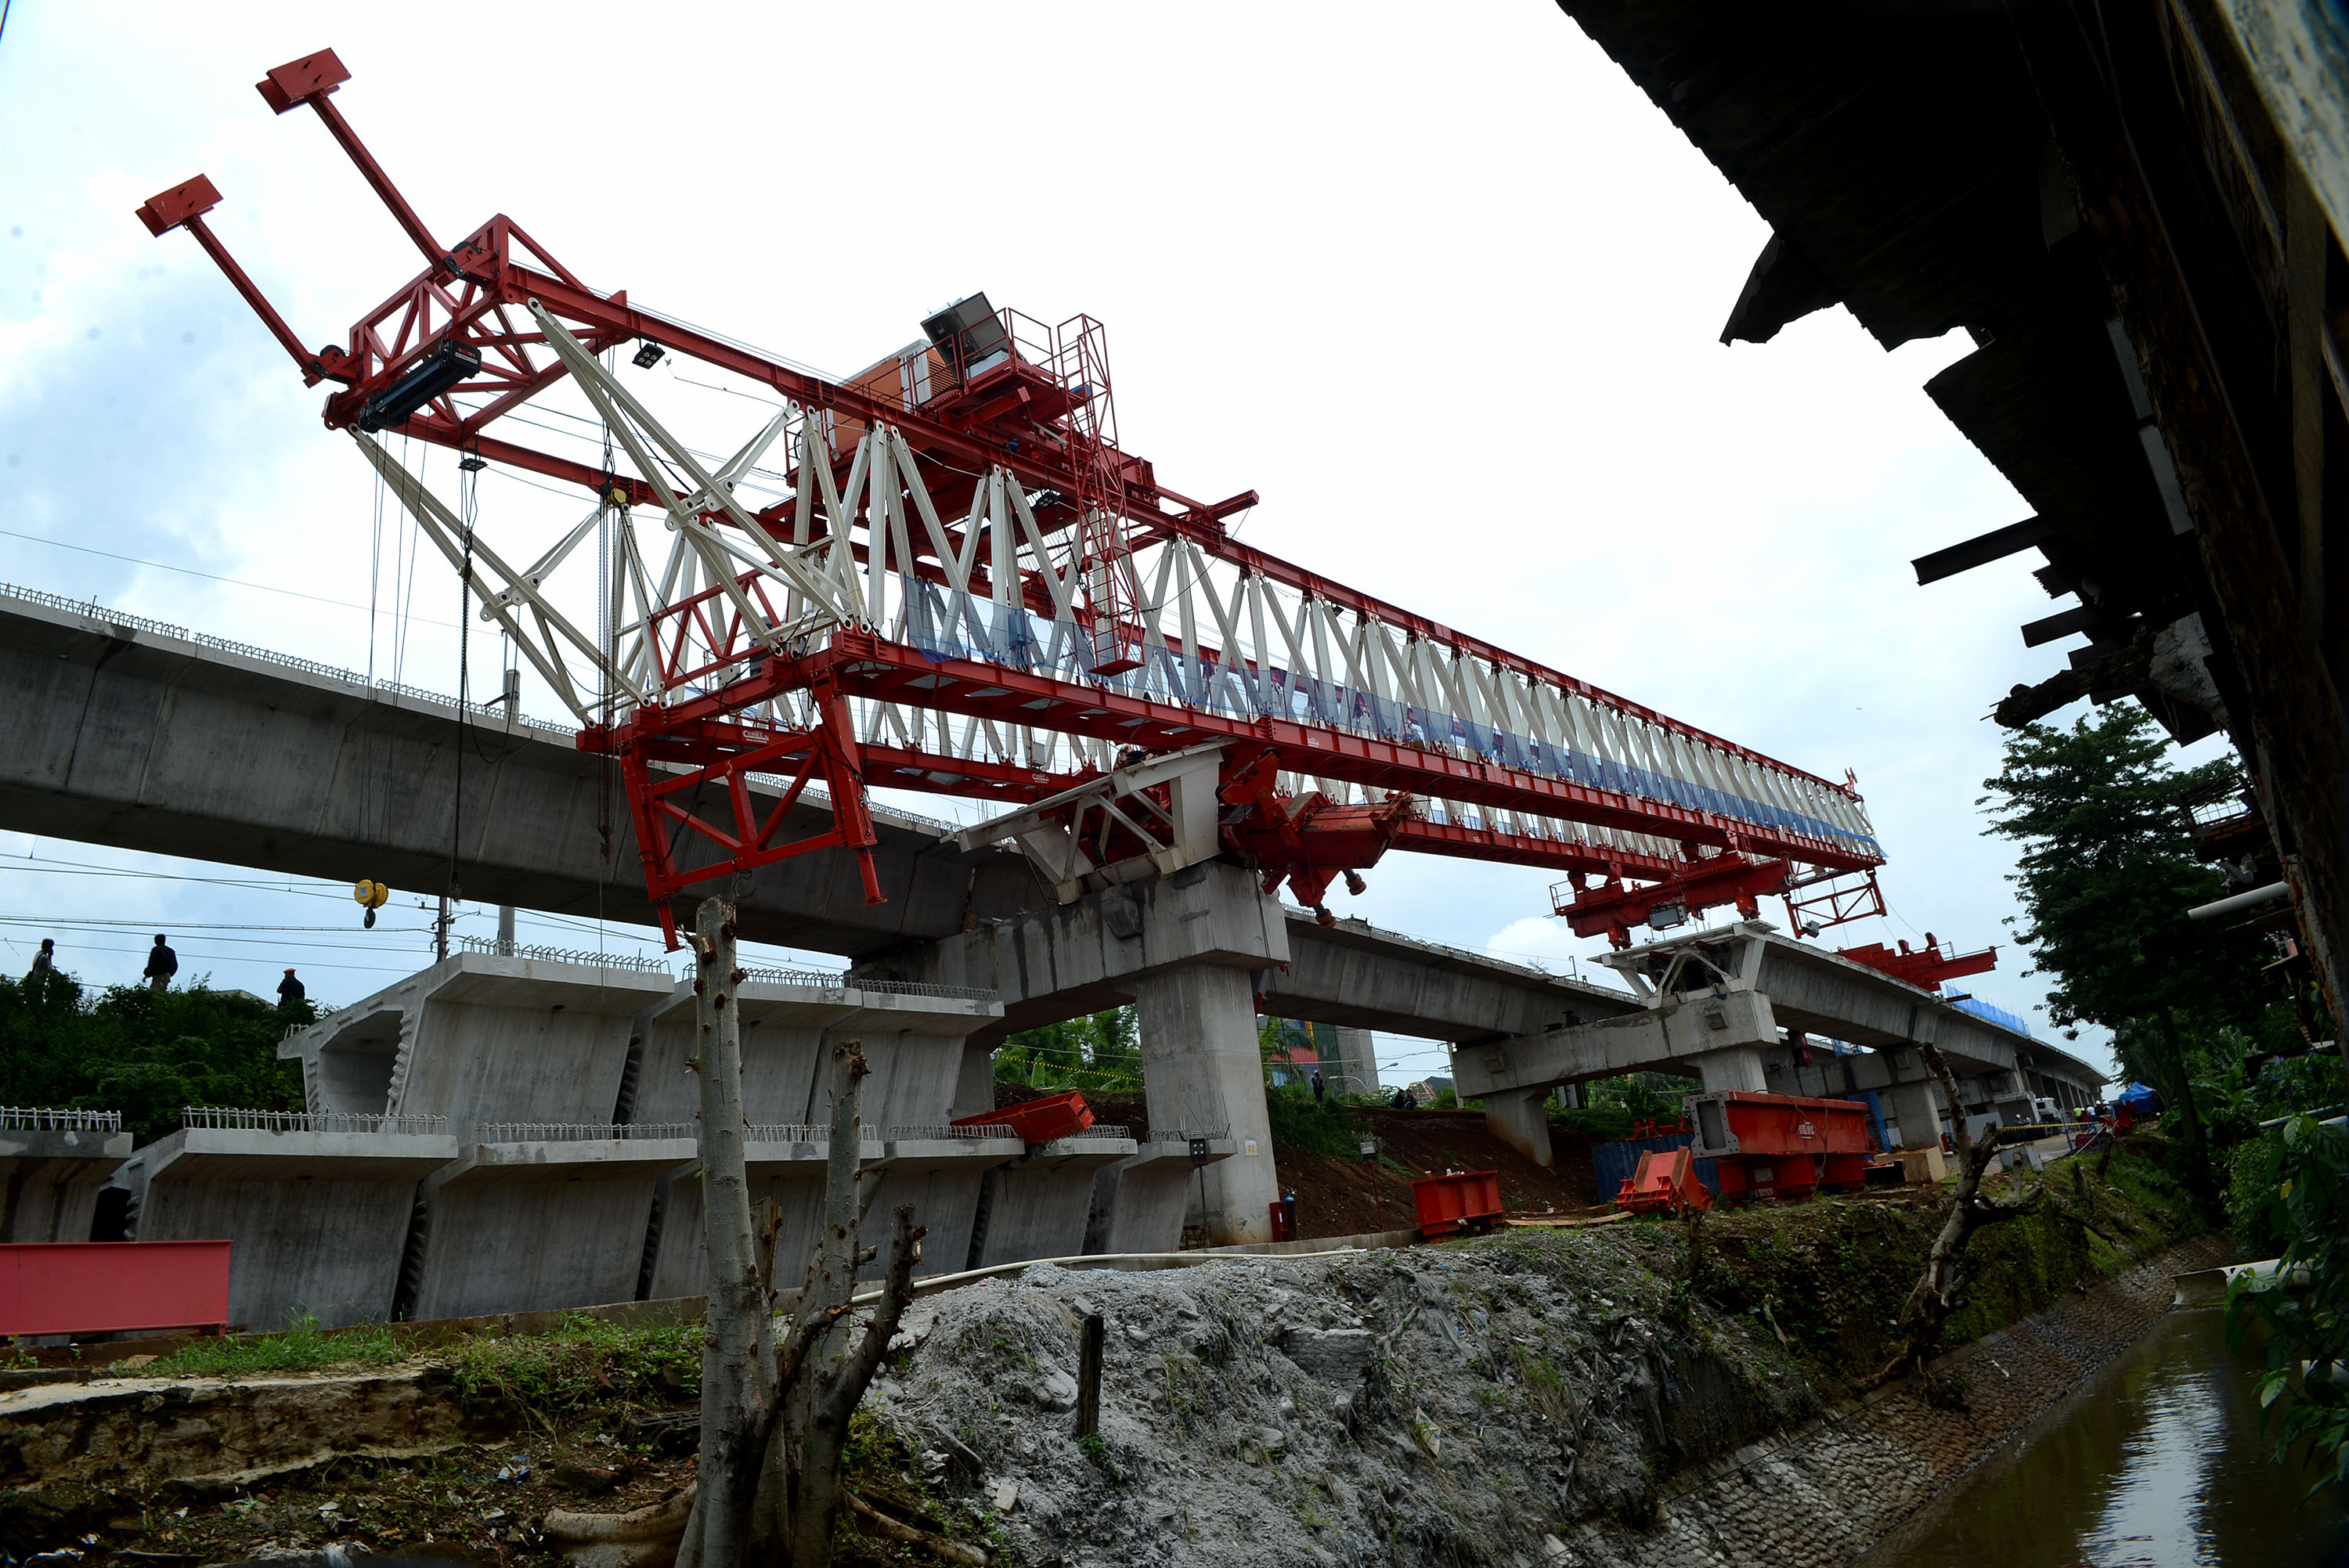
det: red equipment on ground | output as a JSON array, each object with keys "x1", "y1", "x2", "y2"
[
  {"x1": 1683, "y1": 1090, "x2": 1877, "y2": 1206},
  {"x1": 1411, "y1": 1170, "x2": 1505, "y2": 1238},
  {"x1": 0, "y1": 1241, "x2": 232, "y2": 1339},
  {"x1": 1615, "y1": 1146, "x2": 1714, "y2": 1216},
  {"x1": 951, "y1": 1091, "x2": 1095, "y2": 1145}
]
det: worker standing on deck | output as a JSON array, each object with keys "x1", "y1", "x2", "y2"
[
  {"x1": 277, "y1": 968, "x2": 306, "y2": 1008},
  {"x1": 143, "y1": 935, "x2": 178, "y2": 993},
  {"x1": 23, "y1": 939, "x2": 55, "y2": 985}
]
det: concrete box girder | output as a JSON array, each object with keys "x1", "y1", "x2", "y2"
[
  {"x1": 0, "y1": 1127, "x2": 132, "y2": 1244},
  {"x1": 121, "y1": 1128, "x2": 460, "y2": 1330},
  {"x1": 410, "y1": 1136, "x2": 699, "y2": 1321}
]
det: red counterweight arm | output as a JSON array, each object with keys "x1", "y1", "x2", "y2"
[
  {"x1": 134, "y1": 175, "x2": 352, "y2": 387},
  {"x1": 254, "y1": 49, "x2": 452, "y2": 276}
]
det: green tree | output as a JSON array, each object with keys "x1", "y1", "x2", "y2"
[
  {"x1": 2228, "y1": 1116, "x2": 2349, "y2": 1497},
  {"x1": 1980, "y1": 707, "x2": 2266, "y2": 1170},
  {"x1": 0, "y1": 973, "x2": 310, "y2": 1144},
  {"x1": 992, "y1": 1006, "x2": 1141, "y2": 1098}
]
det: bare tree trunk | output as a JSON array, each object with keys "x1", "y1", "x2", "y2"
[
  {"x1": 768, "y1": 1039, "x2": 928, "y2": 1568},
  {"x1": 1872, "y1": 1044, "x2": 2044, "y2": 1385},
  {"x1": 677, "y1": 899, "x2": 778, "y2": 1568}
]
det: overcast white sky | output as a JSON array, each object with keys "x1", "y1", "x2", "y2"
[{"x1": 0, "y1": 2, "x2": 2224, "y2": 1083}]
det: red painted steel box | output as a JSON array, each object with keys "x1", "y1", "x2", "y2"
[
  {"x1": 0, "y1": 1241, "x2": 232, "y2": 1339},
  {"x1": 1684, "y1": 1090, "x2": 1875, "y2": 1205},
  {"x1": 1411, "y1": 1170, "x2": 1503, "y2": 1238},
  {"x1": 951, "y1": 1090, "x2": 1095, "y2": 1144}
]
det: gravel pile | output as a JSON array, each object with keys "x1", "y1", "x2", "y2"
[{"x1": 864, "y1": 1230, "x2": 1808, "y2": 1567}]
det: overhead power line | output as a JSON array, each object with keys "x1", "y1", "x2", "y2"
[{"x1": 0, "y1": 526, "x2": 462, "y2": 628}]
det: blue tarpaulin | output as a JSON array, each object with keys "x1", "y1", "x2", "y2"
[
  {"x1": 1590, "y1": 1134, "x2": 1722, "y2": 1202},
  {"x1": 2114, "y1": 1082, "x2": 2161, "y2": 1112}
]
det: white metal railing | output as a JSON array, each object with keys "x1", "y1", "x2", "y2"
[
  {"x1": 474, "y1": 1121, "x2": 695, "y2": 1142},
  {"x1": 745, "y1": 1123, "x2": 832, "y2": 1144},
  {"x1": 738, "y1": 964, "x2": 853, "y2": 990},
  {"x1": 854, "y1": 977, "x2": 999, "y2": 1004},
  {"x1": 889, "y1": 1124, "x2": 1026, "y2": 1142},
  {"x1": 182, "y1": 1108, "x2": 446, "y2": 1135},
  {"x1": 0, "y1": 1106, "x2": 121, "y2": 1133},
  {"x1": 456, "y1": 935, "x2": 677, "y2": 974},
  {"x1": 1034, "y1": 1126, "x2": 1135, "y2": 1152},
  {"x1": 0, "y1": 581, "x2": 572, "y2": 733},
  {"x1": 736, "y1": 964, "x2": 997, "y2": 1004}
]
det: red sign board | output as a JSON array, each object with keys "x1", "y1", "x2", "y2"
[{"x1": 0, "y1": 1242, "x2": 232, "y2": 1339}]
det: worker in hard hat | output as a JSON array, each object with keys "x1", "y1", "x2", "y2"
[
  {"x1": 143, "y1": 935, "x2": 178, "y2": 993},
  {"x1": 277, "y1": 968, "x2": 307, "y2": 1007}
]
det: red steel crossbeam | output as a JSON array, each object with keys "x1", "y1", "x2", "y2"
[
  {"x1": 1552, "y1": 855, "x2": 1798, "y2": 949},
  {"x1": 1835, "y1": 939, "x2": 1997, "y2": 990},
  {"x1": 616, "y1": 684, "x2": 880, "y2": 946}
]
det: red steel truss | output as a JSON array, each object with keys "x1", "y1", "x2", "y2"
[{"x1": 140, "y1": 49, "x2": 1893, "y2": 948}]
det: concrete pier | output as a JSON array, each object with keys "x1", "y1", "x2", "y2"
[
  {"x1": 1082, "y1": 1135, "x2": 1239, "y2": 1256},
  {"x1": 114, "y1": 1113, "x2": 458, "y2": 1331},
  {"x1": 0, "y1": 1113, "x2": 131, "y2": 1243},
  {"x1": 853, "y1": 862, "x2": 1290, "y2": 1244}
]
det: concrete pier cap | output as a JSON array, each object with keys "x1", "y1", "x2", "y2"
[{"x1": 850, "y1": 860, "x2": 1290, "y2": 1245}]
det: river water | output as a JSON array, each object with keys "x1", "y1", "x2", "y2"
[{"x1": 1860, "y1": 1307, "x2": 2349, "y2": 1567}]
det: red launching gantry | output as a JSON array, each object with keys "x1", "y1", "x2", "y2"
[{"x1": 144, "y1": 49, "x2": 1901, "y2": 949}]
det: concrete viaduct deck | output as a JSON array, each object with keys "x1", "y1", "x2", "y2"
[
  {"x1": 2, "y1": 589, "x2": 2104, "y2": 1217},
  {"x1": 0, "y1": 588, "x2": 1615, "y2": 1044},
  {"x1": 1454, "y1": 923, "x2": 2105, "y2": 1166}
]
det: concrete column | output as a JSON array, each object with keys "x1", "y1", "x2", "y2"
[
  {"x1": 1134, "y1": 964, "x2": 1276, "y2": 1245},
  {"x1": 1693, "y1": 1047, "x2": 1768, "y2": 1093},
  {"x1": 950, "y1": 1040, "x2": 996, "y2": 1119},
  {"x1": 1886, "y1": 1080, "x2": 1944, "y2": 1151},
  {"x1": 1327, "y1": 1026, "x2": 1380, "y2": 1096},
  {"x1": 1481, "y1": 1087, "x2": 1554, "y2": 1167}
]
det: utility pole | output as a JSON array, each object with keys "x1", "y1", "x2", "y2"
[{"x1": 496, "y1": 667, "x2": 519, "y2": 955}]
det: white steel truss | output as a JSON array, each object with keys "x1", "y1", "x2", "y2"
[{"x1": 363, "y1": 351, "x2": 1882, "y2": 881}]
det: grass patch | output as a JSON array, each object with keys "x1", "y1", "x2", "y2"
[
  {"x1": 135, "y1": 1314, "x2": 406, "y2": 1379},
  {"x1": 445, "y1": 1313, "x2": 702, "y2": 1410},
  {"x1": 1265, "y1": 1090, "x2": 1359, "y2": 1159},
  {"x1": 1550, "y1": 1105, "x2": 1636, "y2": 1141}
]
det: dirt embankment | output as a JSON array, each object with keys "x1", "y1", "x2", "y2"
[{"x1": 1276, "y1": 1107, "x2": 1604, "y2": 1238}]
